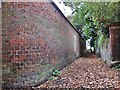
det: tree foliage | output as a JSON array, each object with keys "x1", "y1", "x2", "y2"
[{"x1": 64, "y1": 2, "x2": 120, "y2": 47}]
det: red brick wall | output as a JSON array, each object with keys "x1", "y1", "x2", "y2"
[
  {"x1": 0, "y1": 7, "x2": 2, "y2": 90},
  {"x1": 109, "y1": 23, "x2": 120, "y2": 61},
  {"x1": 95, "y1": 23, "x2": 120, "y2": 65},
  {"x1": 2, "y1": 2, "x2": 85, "y2": 87}
]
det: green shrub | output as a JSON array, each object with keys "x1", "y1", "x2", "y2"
[
  {"x1": 48, "y1": 68, "x2": 62, "y2": 80},
  {"x1": 112, "y1": 64, "x2": 120, "y2": 71},
  {"x1": 98, "y1": 34, "x2": 106, "y2": 47}
]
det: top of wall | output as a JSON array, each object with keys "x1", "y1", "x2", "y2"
[
  {"x1": 109, "y1": 22, "x2": 120, "y2": 26},
  {"x1": 50, "y1": 1, "x2": 84, "y2": 40}
]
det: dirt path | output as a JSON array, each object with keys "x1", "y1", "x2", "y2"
[{"x1": 36, "y1": 53, "x2": 120, "y2": 89}]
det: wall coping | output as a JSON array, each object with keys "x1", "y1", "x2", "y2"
[
  {"x1": 49, "y1": 1, "x2": 85, "y2": 40},
  {"x1": 108, "y1": 22, "x2": 120, "y2": 30}
]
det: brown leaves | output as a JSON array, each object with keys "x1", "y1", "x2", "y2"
[{"x1": 36, "y1": 54, "x2": 120, "y2": 89}]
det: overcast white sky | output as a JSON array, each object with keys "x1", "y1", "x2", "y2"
[{"x1": 53, "y1": 0, "x2": 72, "y2": 17}]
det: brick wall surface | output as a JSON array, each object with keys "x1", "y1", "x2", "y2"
[
  {"x1": 2, "y1": 2, "x2": 85, "y2": 87},
  {"x1": 100, "y1": 41, "x2": 112, "y2": 64},
  {"x1": 0, "y1": 7, "x2": 2, "y2": 90},
  {"x1": 109, "y1": 23, "x2": 120, "y2": 61},
  {"x1": 95, "y1": 22, "x2": 120, "y2": 65}
]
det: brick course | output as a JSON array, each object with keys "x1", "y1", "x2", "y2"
[
  {"x1": 2, "y1": 2, "x2": 85, "y2": 87},
  {"x1": 109, "y1": 23, "x2": 120, "y2": 61}
]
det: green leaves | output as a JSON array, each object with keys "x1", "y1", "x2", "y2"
[
  {"x1": 48, "y1": 68, "x2": 62, "y2": 81},
  {"x1": 52, "y1": 68, "x2": 61, "y2": 76},
  {"x1": 98, "y1": 34, "x2": 105, "y2": 47},
  {"x1": 112, "y1": 64, "x2": 120, "y2": 71},
  {"x1": 65, "y1": 2, "x2": 119, "y2": 47}
]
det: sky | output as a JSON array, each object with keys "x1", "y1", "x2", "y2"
[
  {"x1": 53, "y1": 0, "x2": 91, "y2": 50},
  {"x1": 53, "y1": 0, "x2": 72, "y2": 17}
]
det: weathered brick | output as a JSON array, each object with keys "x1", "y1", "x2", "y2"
[
  {"x1": 2, "y1": 2, "x2": 85, "y2": 88},
  {"x1": 109, "y1": 23, "x2": 120, "y2": 61}
]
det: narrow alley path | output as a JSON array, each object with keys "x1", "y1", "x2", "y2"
[{"x1": 36, "y1": 53, "x2": 120, "y2": 89}]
